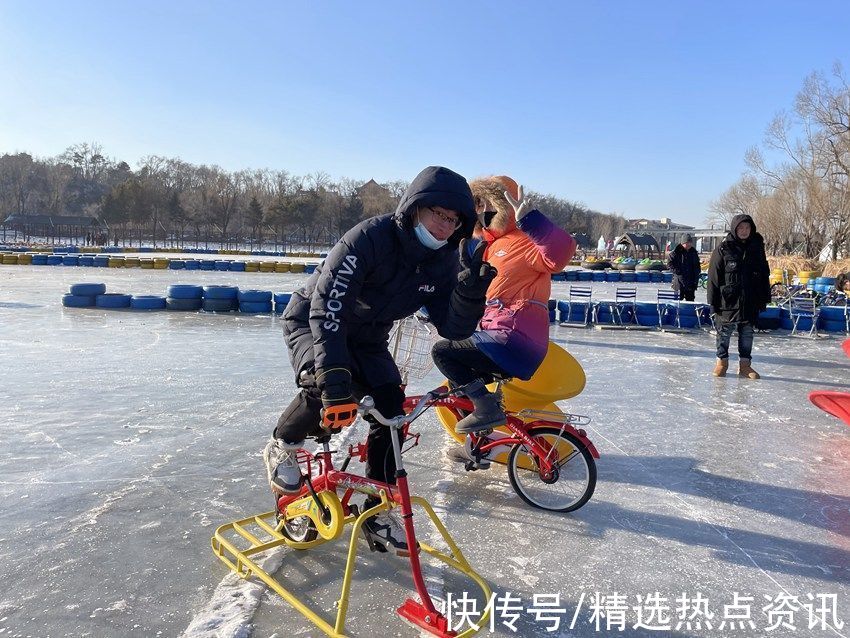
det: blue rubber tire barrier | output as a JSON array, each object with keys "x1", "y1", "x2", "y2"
[
  {"x1": 781, "y1": 317, "x2": 814, "y2": 331},
  {"x1": 820, "y1": 306, "x2": 848, "y2": 321},
  {"x1": 96, "y1": 293, "x2": 132, "y2": 309},
  {"x1": 759, "y1": 307, "x2": 782, "y2": 320},
  {"x1": 274, "y1": 292, "x2": 292, "y2": 314},
  {"x1": 185, "y1": 260, "x2": 200, "y2": 270},
  {"x1": 678, "y1": 315, "x2": 699, "y2": 328},
  {"x1": 636, "y1": 313, "x2": 660, "y2": 327},
  {"x1": 238, "y1": 289, "x2": 273, "y2": 303},
  {"x1": 94, "y1": 256, "x2": 109, "y2": 267},
  {"x1": 169, "y1": 260, "x2": 186, "y2": 270},
  {"x1": 304, "y1": 264, "x2": 317, "y2": 274},
  {"x1": 62, "y1": 293, "x2": 96, "y2": 307},
  {"x1": 202, "y1": 298, "x2": 237, "y2": 312},
  {"x1": 635, "y1": 272, "x2": 651, "y2": 283},
  {"x1": 620, "y1": 272, "x2": 636, "y2": 282},
  {"x1": 239, "y1": 301, "x2": 273, "y2": 313},
  {"x1": 199, "y1": 260, "x2": 216, "y2": 271},
  {"x1": 214, "y1": 261, "x2": 230, "y2": 271},
  {"x1": 592, "y1": 271, "x2": 606, "y2": 282},
  {"x1": 203, "y1": 285, "x2": 239, "y2": 300},
  {"x1": 822, "y1": 319, "x2": 847, "y2": 333},
  {"x1": 47, "y1": 255, "x2": 63, "y2": 265},
  {"x1": 31, "y1": 255, "x2": 48, "y2": 265},
  {"x1": 78, "y1": 256, "x2": 94, "y2": 266},
  {"x1": 166, "y1": 297, "x2": 203, "y2": 311},
  {"x1": 70, "y1": 283, "x2": 107, "y2": 296},
  {"x1": 131, "y1": 295, "x2": 167, "y2": 310},
  {"x1": 168, "y1": 284, "x2": 204, "y2": 299},
  {"x1": 229, "y1": 261, "x2": 246, "y2": 271}
]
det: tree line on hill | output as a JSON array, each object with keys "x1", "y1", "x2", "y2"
[{"x1": 0, "y1": 145, "x2": 628, "y2": 250}]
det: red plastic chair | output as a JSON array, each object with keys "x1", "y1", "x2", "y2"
[{"x1": 809, "y1": 391, "x2": 850, "y2": 427}]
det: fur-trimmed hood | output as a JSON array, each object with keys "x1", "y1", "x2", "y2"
[{"x1": 470, "y1": 175, "x2": 519, "y2": 241}]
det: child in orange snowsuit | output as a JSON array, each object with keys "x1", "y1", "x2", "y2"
[{"x1": 432, "y1": 176, "x2": 576, "y2": 436}]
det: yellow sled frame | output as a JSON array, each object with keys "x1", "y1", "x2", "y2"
[{"x1": 211, "y1": 493, "x2": 492, "y2": 638}]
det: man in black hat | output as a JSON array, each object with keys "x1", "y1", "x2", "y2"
[{"x1": 667, "y1": 233, "x2": 701, "y2": 301}]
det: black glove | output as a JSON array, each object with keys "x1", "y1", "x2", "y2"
[
  {"x1": 456, "y1": 239, "x2": 497, "y2": 300},
  {"x1": 316, "y1": 368, "x2": 357, "y2": 429}
]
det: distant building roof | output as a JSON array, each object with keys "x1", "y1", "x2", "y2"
[
  {"x1": 627, "y1": 217, "x2": 694, "y2": 231},
  {"x1": 356, "y1": 179, "x2": 391, "y2": 196},
  {"x1": 614, "y1": 232, "x2": 661, "y2": 251}
]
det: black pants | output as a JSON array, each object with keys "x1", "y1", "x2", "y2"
[
  {"x1": 431, "y1": 338, "x2": 510, "y2": 386},
  {"x1": 677, "y1": 288, "x2": 696, "y2": 301},
  {"x1": 274, "y1": 381, "x2": 404, "y2": 485}
]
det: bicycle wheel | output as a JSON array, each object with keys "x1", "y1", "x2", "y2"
[
  {"x1": 278, "y1": 514, "x2": 318, "y2": 544},
  {"x1": 507, "y1": 426, "x2": 596, "y2": 512}
]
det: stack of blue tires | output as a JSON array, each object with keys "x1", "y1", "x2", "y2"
[
  {"x1": 238, "y1": 289, "x2": 273, "y2": 313},
  {"x1": 61, "y1": 282, "x2": 134, "y2": 309},
  {"x1": 202, "y1": 285, "x2": 239, "y2": 312},
  {"x1": 62, "y1": 283, "x2": 106, "y2": 308},
  {"x1": 131, "y1": 294, "x2": 167, "y2": 310},
  {"x1": 167, "y1": 284, "x2": 203, "y2": 311}
]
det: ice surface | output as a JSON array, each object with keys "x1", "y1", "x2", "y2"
[{"x1": 1, "y1": 264, "x2": 849, "y2": 637}]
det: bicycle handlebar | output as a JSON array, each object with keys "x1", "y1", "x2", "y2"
[{"x1": 358, "y1": 389, "x2": 441, "y2": 428}]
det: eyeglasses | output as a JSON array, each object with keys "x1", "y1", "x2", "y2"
[{"x1": 426, "y1": 207, "x2": 462, "y2": 229}]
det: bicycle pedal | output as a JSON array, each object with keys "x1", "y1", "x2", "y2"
[{"x1": 361, "y1": 528, "x2": 388, "y2": 553}]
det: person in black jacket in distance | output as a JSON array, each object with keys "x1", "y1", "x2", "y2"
[
  {"x1": 667, "y1": 233, "x2": 701, "y2": 301},
  {"x1": 263, "y1": 166, "x2": 495, "y2": 555},
  {"x1": 707, "y1": 214, "x2": 771, "y2": 379}
]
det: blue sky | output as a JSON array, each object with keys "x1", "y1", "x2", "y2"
[{"x1": 1, "y1": 1, "x2": 848, "y2": 226}]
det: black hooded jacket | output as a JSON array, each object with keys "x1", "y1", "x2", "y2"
[
  {"x1": 707, "y1": 214, "x2": 771, "y2": 323},
  {"x1": 667, "y1": 243, "x2": 701, "y2": 291},
  {"x1": 282, "y1": 166, "x2": 481, "y2": 390}
]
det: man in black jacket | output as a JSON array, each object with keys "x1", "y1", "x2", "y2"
[
  {"x1": 707, "y1": 214, "x2": 771, "y2": 379},
  {"x1": 667, "y1": 234, "x2": 701, "y2": 301},
  {"x1": 263, "y1": 166, "x2": 494, "y2": 554}
]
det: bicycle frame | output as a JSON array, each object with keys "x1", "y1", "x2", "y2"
[
  {"x1": 212, "y1": 392, "x2": 491, "y2": 638},
  {"x1": 405, "y1": 391, "x2": 600, "y2": 467}
]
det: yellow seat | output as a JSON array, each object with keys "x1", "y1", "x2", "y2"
[{"x1": 436, "y1": 341, "x2": 586, "y2": 451}]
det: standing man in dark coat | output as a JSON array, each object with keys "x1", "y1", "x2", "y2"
[
  {"x1": 707, "y1": 214, "x2": 771, "y2": 379},
  {"x1": 263, "y1": 166, "x2": 495, "y2": 554},
  {"x1": 667, "y1": 233, "x2": 701, "y2": 301}
]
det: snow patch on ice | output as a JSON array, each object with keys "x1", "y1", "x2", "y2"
[{"x1": 181, "y1": 551, "x2": 285, "y2": 638}]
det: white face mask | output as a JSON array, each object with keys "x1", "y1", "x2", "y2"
[{"x1": 414, "y1": 222, "x2": 448, "y2": 250}]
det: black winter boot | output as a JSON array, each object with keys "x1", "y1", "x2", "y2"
[{"x1": 455, "y1": 379, "x2": 506, "y2": 434}]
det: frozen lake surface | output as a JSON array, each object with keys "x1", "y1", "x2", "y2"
[{"x1": 1, "y1": 265, "x2": 849, "y2": 638}]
